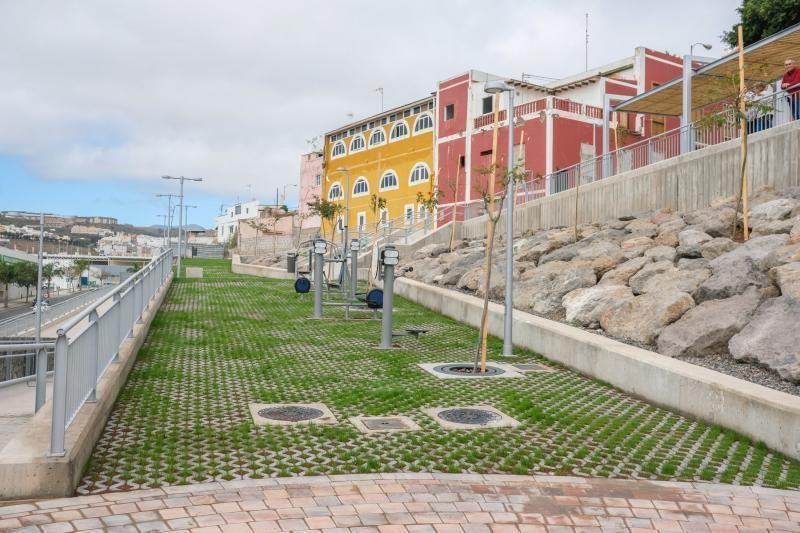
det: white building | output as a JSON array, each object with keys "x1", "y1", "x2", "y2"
[{"x1": 214, "y1": 200, "x2": 265, "y2": 243}]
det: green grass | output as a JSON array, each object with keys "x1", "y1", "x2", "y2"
[{"x1": 78, "y1": 258, "x2": 800, "y2": 493}]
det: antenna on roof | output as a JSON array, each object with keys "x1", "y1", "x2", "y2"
[
  {"x1": 376, "y1": 87, "x2": 384, "y2": 112},
  {"x1": 585, "y1": 13, "x2": 589, "y2": 71}
]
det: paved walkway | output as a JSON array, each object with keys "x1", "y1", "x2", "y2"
[
  {"x1": 0, "y1": 376, "x2": 52, "y2": 451},
  {"x1": 1, "y1": 474, "x2": 798, "y2": 532}
]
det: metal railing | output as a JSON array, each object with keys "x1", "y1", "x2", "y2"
[
  {"x1": 463, "y1": 86, "x2": 800, "y2": 220},
  {"x1": 0, "y1": 340, "x2": 54, "y2": 387},
  {"x1": 48, "y1": 248, "x2": 173, "y2": 456},
  {"x1": 0, "y1": 286, "x2": 114, "y2": 338}
]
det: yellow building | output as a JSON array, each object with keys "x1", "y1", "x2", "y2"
[{"x1": 321, "y1": 96, "x2": 435, "y2": 242}]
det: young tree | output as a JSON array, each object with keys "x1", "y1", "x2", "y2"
[
  {"x1": 307, "y1": 196, "x2": 343, "y2": 244},
  {"x1": 71, "y1": 259, "x2": 90, "y2": 291},
  {"x1": 367, "y1": 194, "x2": 388, "y2": 287},
  {"x1": 42, "y1": 263, "x2": 64, "y2": 298},
  {"x1": 14, "y1": 262, "x2": 37, "y2": 302},
  {"x1": 0, "y1": 260, "x2": 15, "y2": 308},
  {"x1": 722, "y1": 0, "x2": 800, "y2": 47}
]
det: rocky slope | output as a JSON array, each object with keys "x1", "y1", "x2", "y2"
[{"x1": 401, "y1": 187, "x2": 800, "y2": 384}]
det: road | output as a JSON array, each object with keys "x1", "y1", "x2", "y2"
[{"x1": 0, "y1": 289, "x2": 84, "y2": 322}]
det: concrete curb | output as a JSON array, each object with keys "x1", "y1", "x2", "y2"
[{"x1": 0, "y1": 273, "x2": 174, "y2": 500}]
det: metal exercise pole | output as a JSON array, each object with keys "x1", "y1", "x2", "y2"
[
  {"x1": 380, "y1": 245, "x2": 399, "y2": 349},
  {"x1": 503, "y1": 89, "x2": 515, "y2": 356},
  {"x1": 313, "y1": 240, "x2": 325, "y2": 319},
  {"x1": 350, "y1": 239, "x2": 359, "y2": 300}
]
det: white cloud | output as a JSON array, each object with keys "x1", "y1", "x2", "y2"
[{"x1": 0, "y1": 0, "x2": 739, "y2": 203}]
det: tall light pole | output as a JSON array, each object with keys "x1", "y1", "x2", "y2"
[
  {"x1": 34, "y1": 213, "x2": 46, "y2": 412},
  {"x1": 162, "y1": 176, "x2": 203, "y2": 275},
  {"x1": 156, "y1": 193, "x2": 179, "y2": 250},
  {"x1": 485, "y1": 80, "x2": 515, "y2": 356},
  {"x1": 182, "y1": 205, "x2": 198, "y2": 254},
  {"x1": 335, "y1": 167, "x2": 351, "y2": 255},
  {"x1": 156, "y1": 214, "x2": 169, "y2": 247}
]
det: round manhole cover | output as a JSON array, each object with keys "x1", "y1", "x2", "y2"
[
  {"x1": 433, "y1": 364, "x2": 505, "y2": 376},
  {"x1": 257, "y1": 405, "x2": 324, "y2": 422},
  {"x1": 438, "y1": 408, "x2": 501, "y2": 425}
]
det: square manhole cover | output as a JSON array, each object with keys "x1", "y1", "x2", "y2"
[
  {"x1": 423, "y1": 406, "x2": 520, "y2": 430},
  {"x1": 249, "y1": 403, "x2": 337, "y2": 426},
  {"x1": 512, "y1": 363, "x2": 556, "y2": 373},
  {"x1": 349, "y1": 415, "x2": 421, "y2": 434}
]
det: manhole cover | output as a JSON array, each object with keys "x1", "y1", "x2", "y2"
[
  {"x1": 438, "y1": 408, "x2": 501, "y2": 425},
  {"x1": 433, "y1": 364, "x2": 505, "y2": 376},
  {"x1": 362, "y1": 417, "x2": 409, "y2": 430},
  {"x1": 257, "y1": 405, "x2": 324, "y2": 422}
]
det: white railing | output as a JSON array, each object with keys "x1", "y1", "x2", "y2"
[
  {"x1": 463, "y1": 87, "x2": 800, "y2": 220},
  {"x1": 49, "y1": 249, "x2": 173, "y2": 456}
]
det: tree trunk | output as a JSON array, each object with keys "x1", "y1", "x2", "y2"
[{"x1": 3, "y1": 283, "x2": 8, "y2": 308}]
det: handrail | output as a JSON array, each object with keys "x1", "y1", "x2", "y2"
[{"x1": 58, "y1": 250, "x2": 170, "y2": 334}]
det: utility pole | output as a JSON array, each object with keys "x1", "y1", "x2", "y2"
[
  {"x1": 157, "y1": 214, "x2": 169, "y2": 247},
  {"x1": 585, "y1": 13, "x2": 589, "y2": 71},
  {"x1": 162, "y1": 176, "x2": 203, "y2": 276},
  {"x1": 156, "y1": 193, "x2": 179, "y2": 251},
  {"x1": 182, "y1": 205, "x2": 197, "y2": 254},
  {"x1": 34, "y1": 213, "x2": 45, "y2": 412}
]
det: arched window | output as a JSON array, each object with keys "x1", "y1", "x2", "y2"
[
  {"x1": 331, "y1": 141, "x2": 346, "y2": 159},
  {"x1": 389, "y1": 121, "x2": 409, "y2": 141},
  {"x1": 352, "y1": 177, "x2": 369, "y2": 197},
  {"x1": 328, "y1": 182, "x2": 343, "y2": 200},
  {"x1": 409, "y1": 163, "x2": 430, "y2": 185},
  {"x1": 369, "y1": 128, "x2": 386, "y2": 147},
  {"x1": 349, "y1": 135, "x2": 365, "y2": 153},
  {"x1": 413, "y1": 113, "x2": 434, "y2": 134},
  {"x1": 379, "y1": 171, "x2": 399, "y2": 191}
]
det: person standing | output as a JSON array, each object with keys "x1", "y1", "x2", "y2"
[{"x1": 781, "y1": 58, "x2": 800, "y2": 120}]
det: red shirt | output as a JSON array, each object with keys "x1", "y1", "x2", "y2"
[{"x1": 783, "y1": 67, "x2": 800, "y2": 94}]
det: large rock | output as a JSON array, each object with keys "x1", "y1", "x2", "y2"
[
  {"x1": 701, "y1": 237, "x2": 737, "y2": 259},
  {"x1": 761, "y1": 243, "x2": 800, "y2": 270},
  {"x1": 412, "y1": 243, "x2": 450, "y2": 260},
  {"x1": 599, "y1": 256, "x2": 652, "y2": 286},
  {"x1": 539, "y1": 239, "x2": 622, "y2": 267},
  {"x1": 678, "y1": 229, "x2": 713, "y2": 247},
  {"x1": 683, "y1": 207, "x2": 736, "y2": 237},
  {"x1": 456, "y1": 267, "x2": 483, "y2": 291},
  {"x1": 653, "y1": 231, "x2": 679, "y2": 247},
  {"x1": 656, "y1": 289, "x2": 762, "y2": 357},
  {"x1": 770, "y1": 262, "x2": 800, "y2": 298},
  {"x1": 695, "y1": 256, "x2": 772, "y2": 302},
  {"x1": 748, "y1": 198, "x2": 799, "y2": 233},
  {"x1": 658, "y1": 218, "x2": 687, "y2": 235},
  {"x1": 621, "y1": 236, "x2": 654, "y2": 249},
  {"x1": 645, "y1": 245, "x2": 677, "y2": 263},
  {"x1": 599, "y1": 289, "x2": 695, "y2": 345},
  {"x1": 636, "y1": 266, "x2": 711, "y2": 296},
  {"x1": 628, "y1": 261, "x2": 674, "y2": 294},
  {"x1": 625, "y1": 219, "x2": 658, "y2": 237},
  {"x1": 713, "y1": 234, "x2": 789, "y2": 268},
  {"x1": 516, "y1": 265, "x2": 596, "y2": 316},
  {"x1": 562, "y1": 285, "x2": 633, "y2": 328},
  {"x1": 729, "y1": 297, "x2": 800, "y2": 382},
  {"x1": 449, "y1": 251, "x2": 485, "y2": 271},
  {"x1": 790, "y1": 218, "x2": 800, "y2": 243},
  {"x1": 514, "y1": 238, "x2": 560, "y2": 264}
]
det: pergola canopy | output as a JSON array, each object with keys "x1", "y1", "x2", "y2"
[{"x1": 615, "y1": 22, "x2": 800, "y2": 116}]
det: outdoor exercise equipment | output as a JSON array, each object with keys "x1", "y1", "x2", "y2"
[
  {"x1": 313, "y1": 239, "x2": 326, "y2": 319},
  {"x1": 350, "y1": 238, "x2": 359, "y2": 300},
  {"x1": 379, "y1": 245, "x2": 399, "y2": 349},
  {"x1": 294, "y1": 277, "x2": 310, "y2": 294}
]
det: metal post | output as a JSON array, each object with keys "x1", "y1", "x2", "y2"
[
  {"x1": 503, "y1": 89, "x2": 515, "y2": 356},
  {"x1": 344, "y1": 170, "x2": 350, "y2": 257},
  {"x1": 113, "y1": 292, "x2": 121, "y2": 362},
  {"x1": 177, "y1": 179, "x2": 184, "y2": 276},
  {"x1": 50, "y1": 331, "x2": 68, "y2": 456},
  {"x1": 313, "y1": 240, "x2": 325, "y2": 319},
  {"x1": 379, "y1": 247, "x2": 397, "y2": 350},
  {"x1": 681, "y1": 54, "x2": 693, "y2": 154},
  {"x1": 350, "y1": 240, "x2": 359, "y2": 300},
  {"x1": 602, "y1": 94, "x2": 610, "y2": 178},
  {"x1": 34, "y1": 213, "x2": 46, "y2": 411},
  {"x1": 87, "y1": 309, "x2": 99, "y2": 402}
]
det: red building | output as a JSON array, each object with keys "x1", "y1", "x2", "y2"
[{"x1": 435, "y1": 48, "x2": 683, "y2": 222}]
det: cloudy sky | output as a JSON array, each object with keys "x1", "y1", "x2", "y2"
[{"x1": 0, "y1": 0, "x2": 739, "y2": 228}]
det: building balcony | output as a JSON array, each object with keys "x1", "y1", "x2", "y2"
[{"x1": 473, "y1": 97, "x2": 602, "y2": 129}]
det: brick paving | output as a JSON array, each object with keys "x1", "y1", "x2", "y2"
[{"x1": 2, "y1": 473, "x2": 799, "y2": 532}]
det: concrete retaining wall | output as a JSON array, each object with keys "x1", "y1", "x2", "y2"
[
  {"x1": 231, "y1": 254, "x2": 294, "y2": 280},
  {"x1": 0, "y1": 273, "x2": 174, "y2": 499},
  {"x1": 461, "y1": 121, "x2": 800, "y2": 240},
  {"x1": 393, "y1": 278, "x2": 800, "y2": 462}
]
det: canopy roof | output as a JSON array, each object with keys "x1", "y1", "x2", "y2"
[{"x1": 615, "y1": 23, "x2": 800, "y2": 116}]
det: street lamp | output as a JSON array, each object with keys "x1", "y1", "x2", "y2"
[
  {"x1": 156, "y1": 193, "x2": 179, "y2": 249},
  {"x1": 484, "y1": 80, "x2": 515, "y2": 357},
  {"x1": 335, "y1": 167, "x2": 350, "y2": 255},
  {"x1": 162, "y1": 176, "x2": 203, "y2": 276},
  {"x1": 690, "y1": 42, "x2": 712, "y2": 57}
]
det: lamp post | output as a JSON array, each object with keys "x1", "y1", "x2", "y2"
[
  {"x1": 690, "y1": 42, "x2": 712, "y2": 58},
  {"x1": 484, "y1": 80, "x2": 515, "y2": 357},
  {"x1": 682, "y1": 43, "x2": 711, "y2": 154},
  {"x1": 335, "y1": 167, "x2": 351, "y2": 255},
  {"x1": 182, "y1": 205, "x2": 198, "y2": 255},
  {"x1": 156, "y1": 193, "x2": 179, "y2": 250},
  {"x1": 162, "y1": 176, "x2": 203, "y2": 276}
]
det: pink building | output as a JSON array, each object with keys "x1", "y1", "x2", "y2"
[
  {"x1": 436, "y1": 48, "x2": 683, "y2": 223},
  {"x1": 298, "y1": 151, "x2": 323, "y2": 229}
]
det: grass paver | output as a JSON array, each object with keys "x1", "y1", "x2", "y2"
[{"x1": 78, "y1": 259, "x2": 800, "y2": 494}]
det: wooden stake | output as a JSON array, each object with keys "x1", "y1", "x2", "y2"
[
  {"x1": 478, "y1": 93, "x2": 501, "y2": 374},
  {"x1": 737, "y1": 24, "x2": 750, "y2": 241}
]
